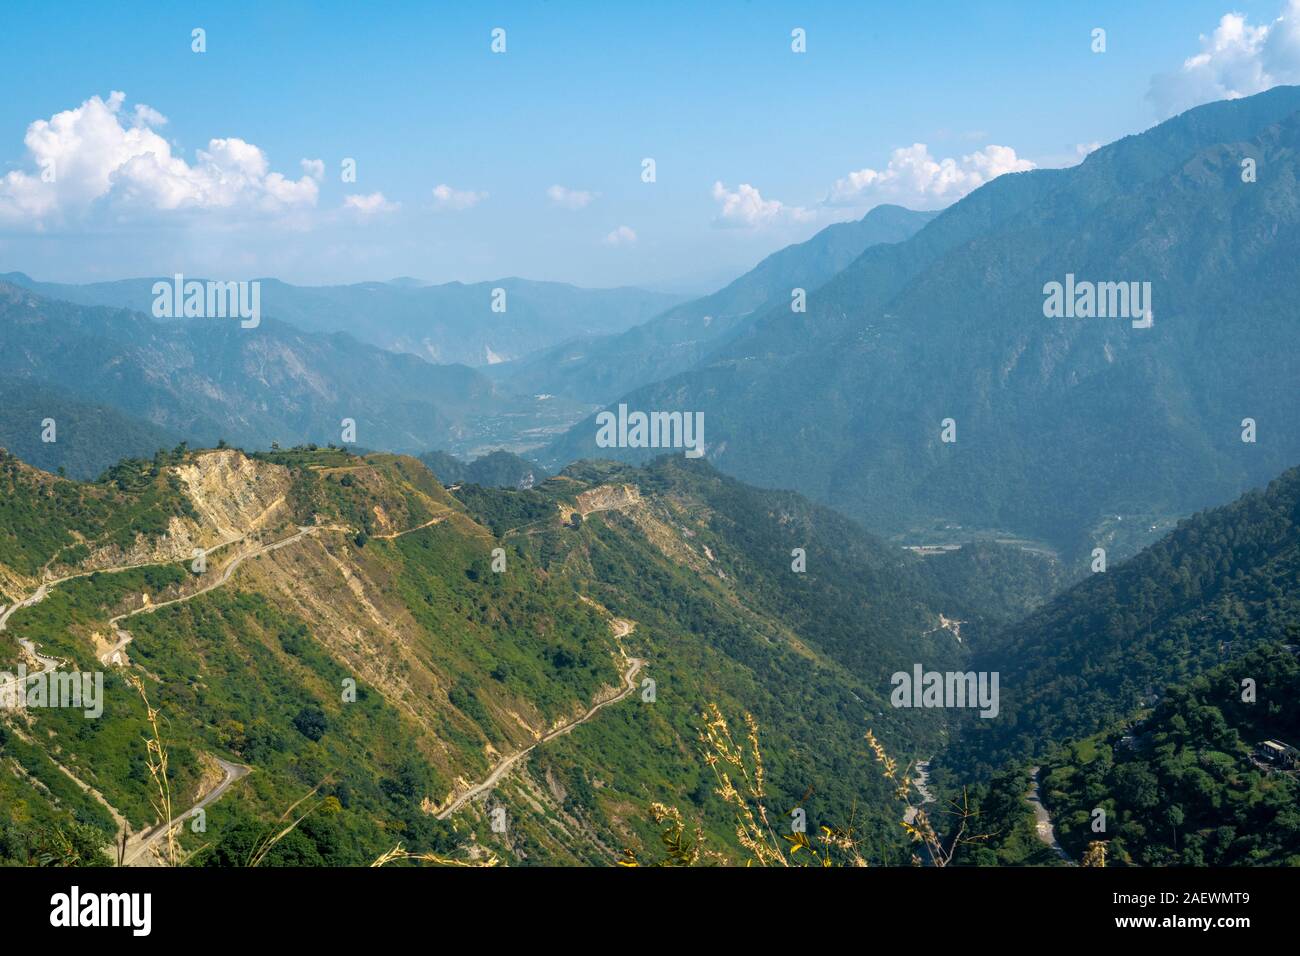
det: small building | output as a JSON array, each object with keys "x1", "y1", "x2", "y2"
[{"x1": 1256, "y1": 739, "x2": 1300, "y2": 770}]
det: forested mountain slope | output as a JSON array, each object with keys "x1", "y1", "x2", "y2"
[
  {"x1": 0, "y1": 380, "x2": 181, "y2": 481},
  {"x1": 546, "y1": 87, "x2": 1300, "y2": 564},
  {"x1": 1039, "y1": 644, "x2": 1300, "y2": 867},
  {"x1": 0, "y1": 282, "x2": 564, "y2": 458},
  {"x1": 0, "y1": 273, "x2": 685, "y2": 368},
  {"x1": 493, "y1": 205, "x2": 934, "y2": 404},
  {"x1": 939, "y1": 463, "x2": 1300, "y2": 783},
  {"x1": 0, "y1": 448, "x2": 984, "y2": 866}
]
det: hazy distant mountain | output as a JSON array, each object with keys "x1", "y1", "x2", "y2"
[
  {"x1": 0, "y1": 380, "x2": 181, "y2": 479},
  {"x1": 0, "y1": 273, "x2": 687, "y2": 367},
  {"x1": 419, "y1": 449, "x2": 548, "y2": 489},
  {"x1": 0, "y1": 282, "x2": 561, "y2": 456},
  {"x1": 490, "y1": 204, "x2": 935, "y2": 403},
  {"x1": 546, "y1": 87, "x2": 1300, "y2": 562}
]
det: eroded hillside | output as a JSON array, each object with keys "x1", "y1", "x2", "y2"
[{"x1": 1, "y1": 447, "x2": 983, "y2": 866}]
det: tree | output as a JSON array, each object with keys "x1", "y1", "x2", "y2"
[{"x1": 293, "y1": 706, "x2": 328, "y2": 741}]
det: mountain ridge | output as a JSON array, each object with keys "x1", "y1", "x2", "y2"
[
  {"x1": 0, "y1": 272, "x2": 687, "y2": 368},
  {"x1": 544, "y1": 87, "x2": 1300, "y2": 564}
]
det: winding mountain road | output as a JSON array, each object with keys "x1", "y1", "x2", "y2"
[
  {"x1": 4, "y1": 514, "x2": 638, "y2": 855},
  {"x1": 122, "y1": 758, "x2": 251, "y2": 866},
  {"x1": 1026, "y1": 766, "x2": 1074, "y2": 864},
  {"x1": 373, "y1": 512, "x2": 452, "y2": 540},
  {"x1": 437, "y1": 618, "x2": 643, "y2": 820},
  {"x1": 0, "y1": 523, "x2": 335, "y2": 863},
  {"x1": 0, "y1": 639, "x2": 66, "y2": 695},
  {"x1": 102, "y1": 525, "x2": 331, "y2": 664}
]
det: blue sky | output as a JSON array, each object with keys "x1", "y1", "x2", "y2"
[{"x1": 0, "y1": 0, "x2": 1292, "y2": 290}]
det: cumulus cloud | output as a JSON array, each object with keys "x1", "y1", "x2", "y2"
[
  {"x1": 0, "y1": 91, "x2": 321, "y2": 226},
  {"x1": 432, "y1": 183, "x2": 487, "y2": 210},
  {"x1": 1148, "y1": 1, "x2": 1300, "y2": 118},
  {"x1": 343, "y1": 192, "x2": 398, "y2": 215},
  {"x1": 602, "y1": 224, "x2": 636, "y2": 245},
  {"x1": 710, "y1": 180, "x2": 813, "y2": 229},
  {"x1": 547, "y1": 184, "x2": 595, "y2": 208},
  {"x1": 825, "y1": 143, "x2": 1034, "y2": 208}
]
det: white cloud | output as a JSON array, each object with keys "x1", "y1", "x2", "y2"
[
  {"x1": 1075, "y1": 142, "x2": 1101, "y2": 159},
  {"x1": 711, "y1": 180, "x2": 814, "y2": 229},
  {"x1": 547, "y1": 184, "x2": 595, "y2": 208},
  {"x1": 0, "y1": 91, "x2": 320, "y2": 226},
  {"x1": 603, "y1": 225, "x2": 637, "y2": 245},
  {"x1": 1148, "y1": 1, "x2": 1300, "y2": 118},
  {"x1": 132, "y1": 104, "x2": 167, "y2": 128},
  {"x1": 825, "y1": 143, "x2": 1034, "y2": 208},
  {"x1": 343, "y1": 192, "x2": 398, "y2": 215},
  {"x1": 432, "y1": 183, "x2": 487, "y2": 210}
]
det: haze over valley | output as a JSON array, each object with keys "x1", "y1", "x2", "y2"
[{"x1": 1, "y1": 3, "x2": 1298, "y2": 900}]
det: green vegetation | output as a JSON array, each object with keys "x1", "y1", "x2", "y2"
[
  {"x1": 0, "y1": 380, "x2": 182, "y2": 482},
  {"x1": 0, "y1": 448, "x2": 195, "y2": 579},
  {"x1": 448, "y1": 456, "x2": 969, "y2": 863},
  {"x1": 947, "y1": 766, "x2": 1069, "y2": 867},
  {"x1": 419, "y1": 449, "x2": 548, "y2": 489},
  {"x1": 916, "y1": 541, "x2": 1069, "y2": 632},
  {"x1": 940, "y1": 464, "x2": 1300, "y2": 782},
  {"x1": 255, "y1": 446, "x2": 457, "y2": 535},
  {"x1": 1040, "y1": 645, "x2": 1300, "y2": 866},
  {"x1": 8, "y1": 444, "x2": 1292, "y2": 867}
]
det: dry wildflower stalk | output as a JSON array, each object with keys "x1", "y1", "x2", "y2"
[
  {"x1": 371, "y1": 843, "x2": 499, "y2": 867},
  {"x1": 699, "y1": 703, "x2": 789, "y2": 866},
  {"x1": 619, "y1": 802, "x2": 719, "y2": 867},
  {"x1": 246, "y1": 779, "x2": 335, "y2": 867},
  {"x1": 1081, "y1": 840, "x2": 1108, "y2": 867},
  {"x1": 620, "y1": 707, "x2": 970, "y2": 867},
  {"x1": 128, "y1": 675, "x2": 177, "y2": 867},
  {"x1": 697, "y1": 705, "x2": 873, "y2": 866},
  {"x1": 866, "y1": 728, "x2": 989, "y2": 866}
]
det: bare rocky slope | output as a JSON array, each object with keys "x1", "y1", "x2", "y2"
[{"x1": 0, "y1": 446, "x2": 1017, "y2": 866}]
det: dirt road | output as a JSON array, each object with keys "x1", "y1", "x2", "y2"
[
  {"x1": 122, "y1": 758, "x2": 251, "y2": 866},
  {"x1": 1026, "y1": 766, "x2": 1074, "y2": 863},
  {"x1": 437, "y1": 617, "x2": 643, "y2": 820},
  {"x1": 102, "y1": 525, "x2": 328, "y2": 664}
]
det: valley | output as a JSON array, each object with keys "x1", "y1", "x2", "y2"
[
  {"x1": 6, "y1": 438, "x2": 1293, "y2": 867},
  {"x1": 0, "y1": 446, "x2": 989, "y2": 866},
  {"x1": 0, "y1": 36, "x2": 1297, "y2": 882}
]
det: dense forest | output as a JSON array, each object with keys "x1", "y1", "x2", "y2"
[
  {"x1": 1041, "y1": 644, "x2": 1300, "y2": 866},
  {"x1": 937, "y1": 465, "x2": 1300, "y2": 783}
]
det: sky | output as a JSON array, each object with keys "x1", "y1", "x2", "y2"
[{"x1": 1, "y1": 0, "x2": 1298, "y2": 292}]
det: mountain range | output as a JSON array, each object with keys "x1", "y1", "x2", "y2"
[
  {"x1": 0, "y1": 447, "x2": 1021, "y2": 865},
  {"x1": 0, "y1": 281, "x2": 590, "y2": 463},
  {"x1": 488, "y1": 204, "x2": 936, "y2": 404},
  {"x1": 0, "y1": 273, "x2": 686, "y2": 368},
  {"x1": 2, "y1": 85, "x2": 1299, "y2": 870},
  {"x1": 543, "y1": 86, "x2": 1300, "y2": 565}
]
